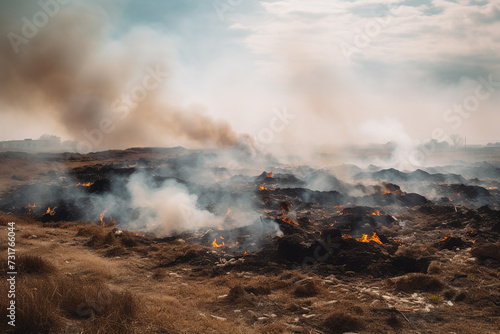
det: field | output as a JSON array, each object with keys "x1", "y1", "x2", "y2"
[{"x1": 1, "y1": 147, "x2": 500, "y2": 334}]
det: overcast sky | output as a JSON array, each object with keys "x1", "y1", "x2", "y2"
[{"x1": 0, "y1": 0, "x2": 499, "y2": 150}]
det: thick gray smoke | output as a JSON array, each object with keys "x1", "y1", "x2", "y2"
[{"x1": 0, "y1": 1, "x2": 240, "y2": 151}]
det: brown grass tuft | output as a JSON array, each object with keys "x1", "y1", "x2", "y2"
[
  {"x1": 17, "y1": 254, "x2": 56, "y2": 275},
  {"x1": 0, "y1": 269, "x2": 137, "y2": 334},
  {"x1": 294, "y1": 280, "x2": 321, "y2": 298},
  {"x1": 104, "y1": 245, "x2": 129, "y2": 257},
  {"x1": 427, "y1": 260, "x2": 443, "y2": 274},
  {"x1": 323, "y1": 313, "x2": 365, "y2": 334},
  {"x1": 227, "y1": 285, "x2": 248, "y2": 302},
  {"x1": 391, "y1": 273, "x2": 445, "y2": 292},
  {"x1": 85, "y1": 230, "x2": 117, "y2": 248},
  {"x1": 121, "y1": 235, "x2": 138, "y2": 248},
  {"x1": 1, "y1": 276, "x2": 63, "y2": 333}
]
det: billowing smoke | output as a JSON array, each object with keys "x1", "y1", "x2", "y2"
[
  {"x1": 0, "y1": 1, "x2": 240, "y2": 151},
  {"x1": 123, "y1": 172, "x2": 223, "y2": 236}
]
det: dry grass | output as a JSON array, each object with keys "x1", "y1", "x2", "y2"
[
  {"x1": 0, "y1": 254, "x2": 56, "y2": 277},
  {"x1": 1, "y1": 211, "x2": 499, "y2": 333},
  {"x1": 17, "y1": 254, "x2": 56, "y2": 275},
  {"x1": 322, "y1": 312, "x2": 365, "y2": 334},
  {"x1": 0, "y1": 257, "x2": 137, "y2": 334},
  {"x1": 427, "y1": 260, "x2": 443, "y2": 274},
  {"x1": 294, "y1": 280, "x2": 321, "y2": 297},
  {"x1": 391, "y1": 273, "x2": 445, "y2": 292}
]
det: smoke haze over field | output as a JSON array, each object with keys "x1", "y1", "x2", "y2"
[
  {"x1": 0, "y1": 0, "x2": 499, "y2": 154},
  {"x1": 0, "y1": 1, "x2": 240, "y2": 151}
]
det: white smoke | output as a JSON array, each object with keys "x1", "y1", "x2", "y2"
[{"x1": 125, "y1": 172, "x2": 223, "y2": 236}]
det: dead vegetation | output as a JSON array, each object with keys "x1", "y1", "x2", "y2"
[
  {"x1": 1, "y1": 148, "x2": 500, "y2": 333},
  {"x1": 1, "y1": 207, "x2": 500, "y2": 333},
  {"x1": 390, "y1": 273, "x2": 445, "y2": 293},
  {"x1": 1, "y1": 257, "x2": 137, "y2": 334}
]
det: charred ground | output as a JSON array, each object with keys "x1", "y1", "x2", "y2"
[{"x1": 1, "y1": 147, "x2": 500, "y2": 333}]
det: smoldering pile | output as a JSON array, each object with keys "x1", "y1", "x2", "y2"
[{"x1": 1, "y1": 147, "x2": 500, "y2": 278}]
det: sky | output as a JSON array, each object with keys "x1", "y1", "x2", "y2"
[{"x1": 0, "y1": 0, "x2": 499, "y2": 153}]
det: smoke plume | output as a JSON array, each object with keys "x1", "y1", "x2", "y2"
[{"x1": 0, "y1": 1, "x2": 240, "y2": 151}]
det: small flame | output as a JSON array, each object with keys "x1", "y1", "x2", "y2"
[
  {"x1": 267, "y1": 172, "x2": 272, "y2": 177},
  {"x1": 488, "y1": 186, "x2": 498, "y2": 190},
  {"x1": 342, "y1": 234, "x2": 353, "y2": 239},
  {"x1": 100, "y1": 210, "x2": 107, "y2": 226},
  {"x1": 280, "y1": 203, "x2": 298, "y2": 226},
  {"x1": 212, "y1": 238, "x2": 225, "y2": 248},
  {"x1": 334, "y1": 205, "x2": 345, "y2": 216},
  {"x1": 441, "y1": 236, "x2": 448, "y2": 242},
  {"x1": 46, "y1": 207, "x2": 51, "y2": 214},
  {"x1": 76, "y1": 182, "x2": 92, "y2": 187},
  {"x1": 282, "y1": 217, "x2": 299, "y2": 226},
  {"x1": 371, "y1": 210, "x2": 380, "y2": 216},
  {"x1": 356, "y1": 232, "x2": 383, "y2": 244},
  {"x1": 25, "y1": 203, "x2": 36, "y2": 214}
]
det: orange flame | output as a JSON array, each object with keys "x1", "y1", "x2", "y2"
[
  {"x1": 100, "y1": 210, "x2": 107, "y2": 226},
  {"x1": 212, "y1": 238, "x2": 225, "y2": 247},
  {"x1": 441, "y1": 236, "x2": 448, "y2": 242},
  {"x1": 46, "y1": 207, "x2": 51, "y2": 214},
  {"x1": 371, "y1": 210, "x2": 380, "y2": 216},
  {"x1": 280, "y1": 204, "x2": 298, "y2": 226},
  {"x1": 109, "y1": 217, "x2": 116, "y2": 227},
  {"x1": 356, "y1": 232, "x2": 383, "y2": 244},
  {"x1": 25, "y1": 203, "x2": 36, "y2": 214},
  {"x1": 267, "y1": 172, "x2": 272, "y2": 177},
  {"x1": 76, "y1": 182, "x2": 92, "y2": 187},
  {"x1": 342, "y1": 234, "x2": 353, "y2": 239},
  {"x1": 282, "y1": 217, "x2": 299, "y2": 226}
]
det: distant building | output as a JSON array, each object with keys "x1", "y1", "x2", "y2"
[{"x1": 0, "y1": 139, "x2": 61, "y2": 152}]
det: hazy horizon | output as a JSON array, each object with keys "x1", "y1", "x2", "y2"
[{"x1": 1, "y1": 0, "x2": 499, "y2": 153}]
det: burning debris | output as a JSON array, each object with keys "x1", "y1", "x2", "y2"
[
  {"x1": 1, "y1": 147, "x2": 500, "y2": 279},
  {"x1": 1, "y1": 147, "x2": 500, "y2": 334}
]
